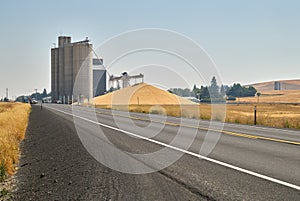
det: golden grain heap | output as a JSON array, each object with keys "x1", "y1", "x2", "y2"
[{"x1": 93, "y1": 83, "x2": 196, "y2": 106}]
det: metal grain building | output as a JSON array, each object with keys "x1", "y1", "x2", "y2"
[
  {"x1": 274, "y1": 81, "x2": 281, "y2": 90},
  {"x1": 51, "y1": 36, "x2": 93, "y2": 103},
  {"x1": 93, "y1": 58, "x2": 107, "y2": 97}
]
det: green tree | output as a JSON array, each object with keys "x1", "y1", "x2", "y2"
[
  {"x1": 192, "y1": 84, "x2": 201, "y2": 99},
  {"x1": 246, "y1": 86, "x2": 257, "y2": 97},
  {"x1": 183, "y1": 88, "x2": 192, "y2": 97},
  {"x1": 220, "y1": 84, "x2": 226, "y2": 96},
  {"x1": 42, "y1": 88, "x2": 47, "y2": 97},
  {"x1": 226, "y1": 84, "x2": 257, "y2": 98},
  {"x1": 168, "y1": 88, "x2": 193, "y2": 97},
  {"x1": 209, "y1": 76, "x2": 219, "y2": 99},
  {"x1": 256, "y1": 92, "x2": 261, "y2": 103},
  {"x1": 200, "y1": 86, "x2": 210, "y2": 102}
]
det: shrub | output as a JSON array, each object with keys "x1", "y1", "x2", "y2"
[{"x1": 0, "y1": 163, "x2": 6, "y2": 182}]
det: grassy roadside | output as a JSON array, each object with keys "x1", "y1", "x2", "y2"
[
  {"x1": 0, "y1": 102, "x2": 31, "y2": 180},
  {"x1": 95, "y1": 103, "x2": 300, "y2": 129}
]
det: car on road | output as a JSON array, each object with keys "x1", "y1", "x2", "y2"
[{"x1": 30, "y1": 99, "x2": 38, "y2": 104}]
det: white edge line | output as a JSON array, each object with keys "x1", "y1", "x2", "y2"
[{"x1": 46, "y1": 105, "x2": 300, "y2": 191}]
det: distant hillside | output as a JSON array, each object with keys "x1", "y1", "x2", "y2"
[
  {"x1": 236, "y1": 79, "x2": 300, "y2": 103},
  {"x1": 246, "y1": 79, "x2": 300, "y2": 91},
  {"x1": 235, "y1": 90, "x2": 300, "y2": 103}
]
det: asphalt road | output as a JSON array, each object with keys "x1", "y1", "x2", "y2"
[{"x1": 14, "y1": 104, "x2": 300, "y2": 200}]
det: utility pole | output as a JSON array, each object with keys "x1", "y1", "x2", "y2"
[
  {"x1": 35, "y1": 89, "x2": 38, "y2": 100},
  {"x1": 6, "y1": 88, "x2": 8, "y2": 100}
]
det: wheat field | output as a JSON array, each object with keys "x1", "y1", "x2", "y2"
[
  {"x1": 235, "y1": 90, "x2": 300, "y2": 103},
  {"x1": 0, "y1": 102, "x2": 31, "y2": 176}
]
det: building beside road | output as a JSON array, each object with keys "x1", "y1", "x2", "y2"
[
  {"x1": 51, "y1": 36, "x2": 93, "y2": 102},
  {"x1": 51, "y1": 36, "x2": 107, "y2": 103},
  {"x1": 93, "y1": 58, "x2": 107, "y2": 97}
]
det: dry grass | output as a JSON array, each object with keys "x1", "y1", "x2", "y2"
[
  {"x1": 0, "y1": 102, "x2": 31, "y2": 176},
  {"x1": 95, "y1": 103, "x2": 300, "y2": 129},
  {"x1": 225, "y1": 104, "x2": 300, "y2": 128}
]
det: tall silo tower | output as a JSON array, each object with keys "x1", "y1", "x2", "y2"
[{"x1": 51, "y1": 36, "x2": 93, "y2": 103}]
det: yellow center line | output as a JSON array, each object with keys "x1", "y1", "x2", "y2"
[{"x1": 95, "y1": 110, "x2": 300, "y2": 146}]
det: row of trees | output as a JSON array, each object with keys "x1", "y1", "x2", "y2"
[
  {"x1": 16, "y1": 88, "x2": 50, "y2": 102},
  {"x1": 226, "y1": 83, "x2": 257, "y2": 100},
  {"x1": 0, "y1": 97, "x2": 9, "y2": 102},
  {"x1": 167, "y1": 88, "x2": 196, "y2": 97},
  {"x1": 168, "y1": 76, "x2": 257, "y2": 102}
]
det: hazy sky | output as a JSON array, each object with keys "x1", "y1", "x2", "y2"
[{"x1": 0, "y1": 0, "x2": 299, "y2": 98}]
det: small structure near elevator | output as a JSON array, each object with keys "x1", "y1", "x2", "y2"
[{"x1": 109, "y1": 72, "x2": 144, "y2": 89}]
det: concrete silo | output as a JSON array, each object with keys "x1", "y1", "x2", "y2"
[
  {"x1": 274, "y1": 81, "x2": 281, "y2": 90},
  {"x1": 51, "y1": 36, "x2": 93, "y2": 103}
]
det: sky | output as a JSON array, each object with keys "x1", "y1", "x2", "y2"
[{"x1": 0, "y1": 0, "x2": 299, "y2": 98}]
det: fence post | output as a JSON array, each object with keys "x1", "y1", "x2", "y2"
[{"x1": 254, "y1": 105, "x2": 257, "y2": 125}]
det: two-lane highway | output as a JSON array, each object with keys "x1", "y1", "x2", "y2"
[{"x1": 15, "y1": 104, "x2": 300, "y2": 200}]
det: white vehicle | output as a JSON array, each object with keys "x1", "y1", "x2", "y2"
[{"x1": 30, "y1": 99, "x2": 38, "y2": 104}]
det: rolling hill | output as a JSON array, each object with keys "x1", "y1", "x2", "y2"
[
  {"x1": 238, "y1": 79, "x2": 300, "y2": 103},
  {"x1": 247, "y1": 79, "x2": 300, "y2": 91}
]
